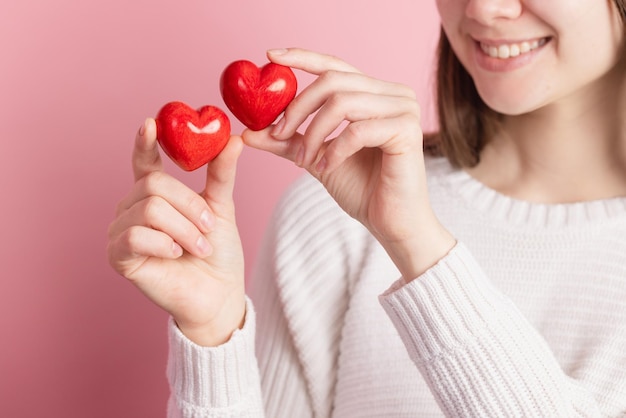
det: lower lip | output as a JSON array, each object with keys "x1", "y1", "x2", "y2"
[{"x1": 474, "y1": 39, "x2": 549, "y2": 72}]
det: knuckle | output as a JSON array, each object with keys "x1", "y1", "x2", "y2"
[
  {"x1": 121, "y1": 226, "x2": 141, "y2": 250},
  {"x1": 400, "y1": 109, "x2": 421, "y2": 131},
  {"x1": 398, "y1": 113, "x2": 424, "y2": 141},
  {"x1": 321, "y1": 53, "x2": 343, "y2": 69},
  {"x1": 327, "y1": 141, "x2": 349, "y2": 163},
  {"x1": 184, "y1": 193, "x2": 206, "y2": 216},
  {"x1": 107, "y1": 228, "x2": 137, "y2": 269},
  {"x1": 325, "y1": 91, "x2": 349, "y2": 112},
  {"x1": 337, "y1": 123, "x2": 367, "y2": 149},
  {"x1": 142, "y1": 170, "x2": 167, "y2": 194},
  {"x1": 323, "y1": 53, "x2": 358, "y2": 73},
  {"x1": 399, "y1": 83, "x2": 418, "y2": 100},
  {"x1": 319, "y1": 69, "x2": 342, "y2": 87},
  {"x1": 411, "y1": 100, "x2": 422, "y2": 121},
  {"x1": 343, "y1": 122, "x2": 366, "y2": 144},
  {"x1": 142, "y1": 195, "x2": 164, "y2": 220},
  {"x1": 401, "y1": 112, "x2": 421, "y2": 128},
  {"x1": 402, "y1": 96, "x2": 421, "y2": 117}
]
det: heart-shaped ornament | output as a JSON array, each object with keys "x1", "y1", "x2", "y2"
[
  {"x1": 156, "y1": 101, "x2": 231, "y2": 171},
  {"x1": 220, "y1": 60, "x2": 297, "y2": 131}
]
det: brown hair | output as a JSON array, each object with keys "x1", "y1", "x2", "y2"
[{"x1": 426, "y1": 0, "x2": 626, "y2": 168}]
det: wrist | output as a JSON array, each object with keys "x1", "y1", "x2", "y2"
[
  {"x1": 176, "y1": 301, "x2": 246, "y2": 347},
  {"x1": 380, "y1": 222, "x2": 456, "y2": 281}
]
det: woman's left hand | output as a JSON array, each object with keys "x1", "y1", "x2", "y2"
[{"x1": 243, "y1": 48, "x2": 455, "y2": 280}]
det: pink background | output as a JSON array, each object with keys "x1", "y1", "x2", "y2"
[{"x1": 0, "y1": 1, "x2": 440, "y2": 416}]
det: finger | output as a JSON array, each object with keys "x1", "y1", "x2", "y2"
[
  {"x1": 111, "y1": 195, "x2": 213, "y2": 258},
  {"x1": 243, "y1": 126, "x2": 330, "y2": 180},
  {"x1": 108, "y1": 226, "x2": 182, "y2": 276},
  {"x1": 300, "y1": 92, "x2": 420, "y2": 166},
  {"x1": 271, "y1": 70, "x2": 417, "y2": 141},
  {"x1": 318, "y1": 114, "x2": 424, "y2": 174},
  {"x1": 132, "y1": 118, "x2": 163, "y2": 181},
  {"x1": 242, "y1": 128, "x2": 304, "y2": 164},
  {"x1": 201, "y1": 135, "x2": 244, "y2": 209},
  {"x1": 267, "y1": 47, "x2": 361, "y2": 75},
  {"x1": 115, "y1": 171, "x2": 215, "y2": 234}
]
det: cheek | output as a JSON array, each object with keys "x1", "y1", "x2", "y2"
[
  {"x1": 552, "y1": 5, "x2": 624, "y2": 90},
  {"x1": 436, "y1": 0, "x2": 465, "y2": 33},
  {"x1": 437, "y1": 18, "x2": 471, "y2": 70},
  {"x1": 435, "y1": 0, "x2": 454, "y2": 17}
]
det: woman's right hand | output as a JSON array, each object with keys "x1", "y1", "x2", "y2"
[{"x1": 107, "y1": 118, "x2": 246, "y2": 347}]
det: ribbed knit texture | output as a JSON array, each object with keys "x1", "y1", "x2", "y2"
[
  {"x1": 167, "y1": 156, "x2": 626, "y2": 417},
  {"x1": 167, "y1": 298, "x2": 263, "y2": 417}
]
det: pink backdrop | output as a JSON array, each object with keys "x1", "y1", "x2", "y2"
[{"x1": 0, "y1": 1, "x2": 440, "y2": 416}]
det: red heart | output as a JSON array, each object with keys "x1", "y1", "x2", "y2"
[
  {"x1": 220, "y1": 60, "x2": 297, "y2": 131},
  {"x1": 155, "y1": 101, "x2": 231, "y2": 171}
]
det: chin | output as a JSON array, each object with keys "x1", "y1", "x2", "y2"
[
  {"x1": 486, "y1": 101, "x2": 538, "y2": 116},
  {"x1": 477, "y1": 88, "x2": 545, "y2": 116},
  {"x1": 473, "y1": 75, "x2": 552, "y2": 116}
]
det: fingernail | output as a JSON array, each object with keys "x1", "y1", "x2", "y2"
[
  {"x1": 271, "y1": 117, "x2": 286, "y2": 138},
  {"x1": 200, "y1": 210, "x2": 214, "y2": 231},
  {"x1": 172, "y1": 242, "x2": 183, "y2": 257},
  {"x1": 138, "y1": 119, "x2": 147, "y2": 136},
  {"x1": 196, "y1": 236, "x2": 212, "y2": 256},
  {"x1": 267, "y1": 48, "x2": 288, "y2": 56},
  {"x1": 295, "y1": 146, "x2": 305, "y2": 167}
]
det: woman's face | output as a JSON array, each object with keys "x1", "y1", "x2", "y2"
[{"x1": 436, "y1": 0, "x2": 624, "y2": 115}]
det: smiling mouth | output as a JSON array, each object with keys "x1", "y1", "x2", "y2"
[{"x1": 479, "y1": 37, "x2": 551, "y2": 59}]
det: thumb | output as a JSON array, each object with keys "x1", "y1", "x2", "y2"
[
  {"x1": 201, "y1": 135, "x2": 244, "y2": 207},
  {"x1": 132, "y1": 118, "x2": 163, "y2": 181}
]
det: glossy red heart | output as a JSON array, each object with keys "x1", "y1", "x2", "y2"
[
  {"x1": 155, "y1": 101, "x2": 231, "y2": 171},
  {"x1": 220, "y1": 60, "x2": 297, "y2": 131}
]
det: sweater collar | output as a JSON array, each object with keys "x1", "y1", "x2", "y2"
[{"x1": 428, "y1": 157, "x2": 626, "y2": 229}]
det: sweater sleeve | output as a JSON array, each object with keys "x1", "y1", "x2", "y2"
[
  {"x1": 379, "y1": 242, "x2": 607, "y2": 417},
  {"x1": 166, "y1": 173, "x2": 348, "y2": 418},
  {"x1": 166, "y1": 297, "x2": 264, "y2": 418},
  {"x1": 164, "y1": 258, "x2": 315, "y2": 418}
]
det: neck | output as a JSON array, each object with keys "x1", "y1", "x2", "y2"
[{"x1": 468, "y1": 61, "x2": 626, "y2": 204}]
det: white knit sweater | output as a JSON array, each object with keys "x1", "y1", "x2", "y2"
[{"x1": 166, "y1": 156, "x2": 626, "y2": 417}]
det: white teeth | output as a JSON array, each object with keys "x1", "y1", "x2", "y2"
[
  {"x1": 520, "y1": 42, "x2": 531, "y2": 53},
  {"x1": 480, "y1": 38, "x2": 548, "y2": 59},
  {"x1": 498, "y1": 44, "x2": 510, "y2": 59}
]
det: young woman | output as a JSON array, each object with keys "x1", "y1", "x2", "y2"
[{"x1": 107, "y1": 0, "x2": 626, "y2": 416}]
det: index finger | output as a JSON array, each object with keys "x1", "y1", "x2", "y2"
[
  {"x1": 132, "y1": 118, "x2": 163, "y2": 181},
  {"x1": 266, "y1": 48, "x2": 362, "y2": 76}
]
